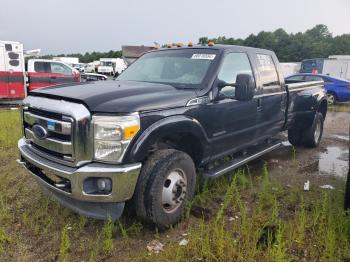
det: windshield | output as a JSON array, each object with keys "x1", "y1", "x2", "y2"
[
  {"x1": 101, "y1": 61, "x2": 113, "y2": 66},
  {"x1": 117, "y1": 49, "x2": 218, "y2": 88}
]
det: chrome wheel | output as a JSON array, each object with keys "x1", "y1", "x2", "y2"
[
  {"x1": 327, "y1": 93, "x2": 335, "y2": 105},
  {"x1": 162, "y1": 169, "x2": 187, "y2": 213},
  {"x1": 314, "y1": 118, "x2": 321, "y2": 143}
]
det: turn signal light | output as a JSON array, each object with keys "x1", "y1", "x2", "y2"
[
  {"x1": 208, "y1": 41, "x2": 215, "y2": 46},
  {"x1": 188, "y1": 41, "x2": 193, "y2": 47},
  {"x1": 124, "y1": 125, "x2": 140, "y2": 140}
]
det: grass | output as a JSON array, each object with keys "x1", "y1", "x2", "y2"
[
  {"x1": 0, "y1": 109, "x2": 21, "y2": 149},
  {"x1": 0, "y1": 110, "x2": 350, "y2": 261},
  {"x1": 328, "y1": 104, "x2": 350, "y2": 112}
]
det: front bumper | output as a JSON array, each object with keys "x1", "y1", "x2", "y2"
[{"x1": 17, "y1": 138, "x2": 141, "y2": 220}]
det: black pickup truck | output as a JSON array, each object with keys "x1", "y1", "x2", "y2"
[{"x1": 17, "y1": 44, "x2": 328, "y2": 228}]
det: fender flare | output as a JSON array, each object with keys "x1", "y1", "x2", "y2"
[{"x1": 124, "y1": 115, "x2": 210, "y2": 164}]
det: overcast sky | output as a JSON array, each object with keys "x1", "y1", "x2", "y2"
[{"x1": 1, "y1": 0, "x2": 349, "y2": 55}]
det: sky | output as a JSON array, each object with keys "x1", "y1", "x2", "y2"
[{"x1": 1, "y1": 0, "x2": 349, "y2": 55}]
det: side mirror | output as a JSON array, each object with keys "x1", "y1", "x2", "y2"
[{"x1": 235, "y1": 74, "x2": 255, "y2": 101}]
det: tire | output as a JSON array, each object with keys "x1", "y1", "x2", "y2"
[
  {"x1": 327, "y1": 93, "x2": 336, "y2": 105},
  {"x1": 287, "y1": 127, "x2": 303, "y2": 146},
  {"x1": 301, "y1": 112, "x2": 324, "y2": 148},
  {"x1": 132, "y1": 149, "x2": 196, "y2": 229}
]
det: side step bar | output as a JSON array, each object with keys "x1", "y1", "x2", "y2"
[{"x1": 203, "y1": 141, "x2": 284, "y2": 179}]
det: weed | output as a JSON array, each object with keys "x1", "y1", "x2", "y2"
[
  {"x1": 0, "y1": 228, "x2": 10, "y2": 255},
  {"x1": 102, "y1": 217, "x2": 114, "y2": 254},
  {"x1": 59, "y1": 225, "x2": 70, "y2": 262}
]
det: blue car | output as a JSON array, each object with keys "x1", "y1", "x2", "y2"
[{"x1": 286, "y1": 73, "x2": 350, "y2": 104}]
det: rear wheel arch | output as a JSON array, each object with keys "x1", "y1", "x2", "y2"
[{"x1": 317, "y1": 99, "x2": 328, "y2": 119}]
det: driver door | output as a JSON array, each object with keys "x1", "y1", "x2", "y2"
[{"x1": 197, "y1": 52, "x2": 258, "y2": 158}]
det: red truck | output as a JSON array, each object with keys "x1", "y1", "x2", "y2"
[{"x1": 0, "y1": 40, "x2": 80, "y2": 103}]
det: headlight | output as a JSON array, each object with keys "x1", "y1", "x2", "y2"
[{"x1": 92, "y1": 114, "x2": 140, "y2": 163}]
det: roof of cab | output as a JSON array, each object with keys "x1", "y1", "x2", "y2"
[{"x1": 154, "y1": 44, "x2": 275, "y2": 54}]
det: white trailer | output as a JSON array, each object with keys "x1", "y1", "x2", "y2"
[
  {"x1": 301, "y1": 57, "x2": 350, "y2": 80},
  {"x1": 280, "y1": 62, "x2": 301, "y2": 77},
  {"x1": 323, "y1": 59, "x2": 350, "y2": 80},
  {"x1": 53, "y1": 56, "x2": 79, "y2": 65}
]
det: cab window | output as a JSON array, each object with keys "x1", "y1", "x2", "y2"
[
  {"x1": 34, "y1": 62, "x2": 51, "y2": 73},
  {"x1": 51, "y1": 62, "x2": 72, "y2": 75},
  {"x1": 218, "y1": 52, "x2": 254, "y2": 97},
  {"x1": 304, "y1": 75, "x2": 323, "y2": 82},
  {"x1": 256, "y1": 54, "x2": 280, "y2": 88},
  {"x1": 287, "y1": 75, "x2": 304, "y2": 81}
]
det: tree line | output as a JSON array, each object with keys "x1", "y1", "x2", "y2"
[
  {"x1": 199, "y1": 24, "x2": 350, "y2": 62},
  {"x1": 40, "y1": 50, "x2": 122, "y2": 64},
  {"x1": 41, "y1": 24, "x2": 349, "y2": 63}
]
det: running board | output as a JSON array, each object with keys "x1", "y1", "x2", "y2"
[{"x1": 203, "y1": 141, "x2": 284, "y2": 179}]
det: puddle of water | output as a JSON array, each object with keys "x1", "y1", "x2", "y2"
[
  {"x1": 319, "y1": 147, "x2": 349, "y2": 177},
  {"x1": 330, "y1": 134, "x2": 349, "y2": 142}
]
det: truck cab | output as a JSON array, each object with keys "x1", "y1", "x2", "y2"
[{"x1": 26, "y1": 59, "x2": 80, "y2": 91}]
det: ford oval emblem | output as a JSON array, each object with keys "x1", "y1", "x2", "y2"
[{"x1": 32, "y1": 124, "x2": 48, "y2": 140}]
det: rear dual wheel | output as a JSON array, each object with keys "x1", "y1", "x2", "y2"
[
  {"x1": 327, "y1": 93, "x2": 336, "y2": 105},
  {"x1": 288, "y1": 112, "x2": 324, "y2": 148}
]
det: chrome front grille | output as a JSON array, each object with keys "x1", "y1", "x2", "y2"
[
  {"x1": 24, "y1": 111, "x2": 74, "y2": 161},
  {"x1": 22, "y1": 96, "x2": 93, "y2": 167}
]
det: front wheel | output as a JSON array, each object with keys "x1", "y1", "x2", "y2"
[{"x1": 132, "y1": 149, "x2": 196, "y2": 229}]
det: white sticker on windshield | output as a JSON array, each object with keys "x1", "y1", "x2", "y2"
[{"x1": 191, "y1": 54, "x2": 216, "y2": 60}]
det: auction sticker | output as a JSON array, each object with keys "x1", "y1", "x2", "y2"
[{"x1": 191, "y1": 54, "x2": 216, "y2": 60}]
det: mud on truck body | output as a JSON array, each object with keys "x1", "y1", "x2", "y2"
[{"x1": 18, "y1": 45, "x2": 328, "y2": 228}]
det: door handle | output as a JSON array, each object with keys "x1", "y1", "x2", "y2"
[
  {"x1": 257, "y1": 98, "x2": 263, "y2": 111},
  {"x1": 50, "y1": 76, "x2": 57, "y2": 79}
]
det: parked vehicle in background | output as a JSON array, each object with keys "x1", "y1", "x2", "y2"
[
  {"x1": 81, "y1": 72, "x2": 107, "y2": 81},
  {"x1": 0, "y1": 40, "x2": 81, "y2": 103},
  {"x1": 300, "y1": 58, "x2": 350, "y2": 80},
  {"x1": 18, "y1": 44, "x2": 327, "y2": 228},
  {"x1": 72, "y1": 63, "x2": 86, "y2": 73},
  {"x1": 280, "y1": 62, "x2": 301, "y2": 77},
  {"x1": 84, "y1": 63, "x2": 96, "y2": 73},
  {"x1": 98, "y1": 58, "x2": 127, "y2": 75},
  {"x1": 286, "y1": 73, "x2": 350, "y2": 104},
  {"x1": 0, "y1": 41, "x2": 26, "y2": 101},
  {"x1": 53, "y1": 56, "x2": 79, "y2": 65},
  {"x1": 27, "y1": 59, "x2": 80, "y2": 90}
]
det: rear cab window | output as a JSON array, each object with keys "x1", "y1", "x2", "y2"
[{"x1": 256, "y1": 53, "x2": 280, "y2": 93}]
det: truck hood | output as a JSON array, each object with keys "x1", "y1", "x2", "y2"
[{"x1": 30, "y1": 80, "x2": 197, "y2": 113}]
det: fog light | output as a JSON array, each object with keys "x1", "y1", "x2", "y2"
[
  {"x1": 97, "y1": 178, "x2": 112, "y2": 192},
  {"x1": 83, "y1": 177, "x2": 112, "y2": 195}
]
